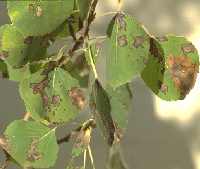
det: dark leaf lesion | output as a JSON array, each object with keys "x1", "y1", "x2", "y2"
[
  {"x1": 26, "y1": 138, "x2": 42, "y2": 162},
  {"x1": 167, "y1": 55, "x2": 199, "y2": 98}
]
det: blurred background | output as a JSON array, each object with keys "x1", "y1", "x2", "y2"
[{"x1": 1, "y1": 0, "x2": 200, "y2": 169}]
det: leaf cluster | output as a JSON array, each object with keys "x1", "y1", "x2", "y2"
[{"x1": 0, "y1": 1, "x2": 199, "y2": 169}]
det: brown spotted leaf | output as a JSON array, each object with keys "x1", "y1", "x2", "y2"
[
  {"x1": 141, "y1": 36, "x2": 199, "y2": 100},
  {"x1": 105, "y1": 13, "x2": 150, "y2": 88},
  {"x1": 0, "y1": 24, "x2": 51, "y2": 82},
  {"x1": 7, "y1": 1, "x2": 74, "y2": 36},
  {"x1": 3, "y1": 120, "x2": 58, "y2": 168},
  {"x1": 91, "y1": 80, "x2": 116, "y2": 146},
  {"x1": 106, "y1": 84, "x2": 132, "y2": 136},
  {"x1": 19, "y1": 68, "x2": 86, "y2": 123}
]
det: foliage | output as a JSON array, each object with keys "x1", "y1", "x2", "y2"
[{"x1": 0, "y1": 0, "x2": 199, "y2": 169}]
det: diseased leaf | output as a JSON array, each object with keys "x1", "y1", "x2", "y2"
[
  {"x1": 63, "y1": 55, "x2": 90, "y2": 88},
  {"x1": 0, "y1": 24, "x2": 50, "y2": 82},
  {"x1": 19, "y1": 69, "x2": 46, "y2": 121},
  {"x1": 106, "y1": 84, "x2": 132, "y2": 134},
  {"x1": 2, "y1": 120, "x2": 58, "y2": 168},
  {"x1": 91, "y1": 80, "x2": 116, "y2": 146},
  {"x1": 141, "y1": 36, "x2": 199, "y2": 100},
  {"x1": 20, "y1": 68, "x2": 86, "y2": 123},
  {"x1": 7, "y1": 1, "x2": 74, "y2": 36},
  {"x1": 105, "y1": 13, "x2": 150, "y2": 88},
  {"x1": 0, "y1": 24, "x2": 28, "y2": 68},
  {"x1": 7, "y1": 63, "x2": 30, "y2": 82},
  {"x1": 46, "y1": 68, "x2": 86, "y2": 123},
  {"x1": 91, "y1": 80, "x2": 132, "y2": 144},
  {"x1": 24, "y1": 36, "x2": 48, "y2": 62}
]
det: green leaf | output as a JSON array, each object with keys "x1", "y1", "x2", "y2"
[
  {"x1": 20, "y1": 68, "x2": 85, "y2": 123},
  {"x1": 105, "y1": 13, "x2": 150, "y2": 88},
  {"x1": 25, "y1": 36, "x2": 48, "y2": 62},
  {"x1": 0, "y1": 24, "x2": 49, "y2": 81},
  {"x1": 141, "y1": 36, "x2": 199, "y2": 100},
  {"x1": 7, "y1": 1, "x2": 74, "y2": 36},
  {"x1": 85, "y1": 42, "x2": 99, "y2": 66},
  {"x1": 53, "y1": 11, "x2": 80, "y2": 39},
  {"x1": 3, "y1": 120, "x2": 58, "y2": 168},
  {"x1": 91, "y1": 80, "x2": 115, "y2": 145},
  {"x1": 0, "y1": 24, "x2": 28, "y2": 68},
  {"x1": 6, "y1": 63, "x2": 30, "y2": 82},
  {"x1": 78, "y1": 0, "x2": 92, "y2": 21},
  {"x1": 46, "y1": 68, "x2": 84, "y2": 123},
  {"x1": 19, "y1": 69, "x2": 46, "y2": 121},
  {"x1": 63, "y1": 55, "x2": 90, "y2": 88},
  {"x1": 106, "y1": 84, "x2": 132, "y2": 133}
]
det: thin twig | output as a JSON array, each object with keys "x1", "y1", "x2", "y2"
[
  {"x1": 57, "y1": 119, "x2": 96, "y2": 145},
  {"x1": 88, "y1": 145, "x2": 96, "y2": 169},
  {"x1": 88, "y1": 46, "x2": 98, "y2": 79},
  {"x1": 83, "y1": 149, "x2": 87, "y2": 169}
]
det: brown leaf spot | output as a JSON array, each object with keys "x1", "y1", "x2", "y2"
[
  {"x1": 182, "y1": 43, "x2": 196, "y2": 53},
  {"x1": 133, "y1": 36, "x2": 145, "y2": 48},
  {"x1": 0, "y1": 51, "x2": 8, "y2": 60},
  {"x1": 36, "y1": 6, "x2": 43, "y2": 17},
  {"x1": 31, "y1": 79, "x2": 48, "y2": 94},
  {"x1": 27, "y1": 139, "x2": 42, "y2": 162},
  {"x1": 143, "y1": 57, "x2": 148, "y2": 65},
  {"x1": 149, "y1": 38, "x2": 164, "y2": 65},
  {"x1": 24, "y1": 36, "x2": 33, "y2": 45},
  {"x1": 51, "y1": 95, "x2": 60, "y2": 105},
  {"x1": 42, "y1": 94, "x2": 49, "y2": 107},
  {"x1": 160, "y1": 83, "x2": 168, "y2": 94},
  {"x1": 68, "y1": 87, "x2": 86, "y2": 110},
  {"x1": 117, "y1": 35, "x2": 128, "y2": 47},
  {"x1": 167, "y1": 55, "x2": 198, "y2": 98}
]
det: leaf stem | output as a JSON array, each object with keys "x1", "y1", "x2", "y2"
[
  {"x1": 88, "y1": 46, "x2": 98, "y2": 79},
  {"x1": 39, "y1": 127, "x2": 57, "y2": 142},
  {"x1": 23, "y1": 112, "x2": 31, "y2": 121},
  {"x1": 88, "y1": 145, "x2": 96, "y2": 169},
  {"x1": 84, "y1": 149, "x2": 87, "y2": 169}
]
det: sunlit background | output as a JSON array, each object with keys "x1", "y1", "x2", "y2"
[{"x1": 1, "y1": 0, "x2": 200, "y2": 169}]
